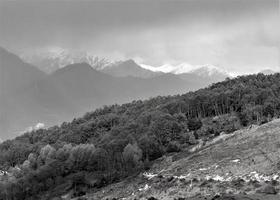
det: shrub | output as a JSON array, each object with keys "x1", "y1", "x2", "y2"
[{"x1": 166, "y1": 141, "x2": 181, "y2": 153}]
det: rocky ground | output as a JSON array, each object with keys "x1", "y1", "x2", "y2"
[{"x1": 66, "y1": 119, "x2": 280, "y2": 200}]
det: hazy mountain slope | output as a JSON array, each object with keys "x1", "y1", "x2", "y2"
[
  {"x1": 0, "y1": 47, "x2": 50, "y2": 138},
  {"x1": 0, "y1": 47, "x2": 229, "y2": 140},
  {"x1": 0, "y1": 48, "x2": 75, "y2": 139},
  {"x1": 101, "y1": 59, "x2": 162, "y2": 78},
  {"x1": 0, "y1": 47, "x2": 46, "y2": 95},
  {"x1": 48, "y1": 63, "x2": 121, "y2": 114},
  {"x1": 178, "y1": 72, "x2": 228, "y2": 87},
  {"x1": 0, "y1": 78, "x2": 73, "y2": 140},
  {"x1": 47, "y1": 63, "x2": 199, "y2": 115}
]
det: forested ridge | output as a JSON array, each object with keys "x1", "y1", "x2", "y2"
[{"x1": 1, "y1": 73, "x2": 280, "y2": 199}]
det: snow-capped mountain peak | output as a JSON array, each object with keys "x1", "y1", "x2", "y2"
[
  {"x1": 20, "y1": 46, "x2": 230, "y2": 79},
  {"x1": 20, "y1": 47, "x2": 113, "y2": 73},
  {"x1": 189, "y1": 64, "x2": 228, "y2": 77},
  {"x1": 171, "y1": 63, "x2": 197, "y2": 74},
  {"x1": 139, "y1": 62, "x2": 229, "y2": 77},
  {"x1": 139, "y1": 62, "x2": 195, "y2": 74}
]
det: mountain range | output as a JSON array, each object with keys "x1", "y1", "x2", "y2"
[
  {"x1": 2, "y1": 47, "x2": 277, "y2": 140},
  {"x1": 21, "y1": 48, "x2": 279, "y2": 78},
  {"x1": 20, "y1": 48, "x2": 231, "y2": 78},
  {"x1": 20, "y1": 47, "x2": 111, "y2": 73},
  {"x1": 100, "y1": 59, "x2": 162, "y2": 78}
]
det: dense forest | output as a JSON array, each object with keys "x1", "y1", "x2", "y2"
[{"x1": 1, "y1": 73, "x2": 280, "y2": 199}]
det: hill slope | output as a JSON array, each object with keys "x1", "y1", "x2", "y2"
[
  {"x1": 0, "y1": 73, "x2": 280, "y2": 199},
  {"x1": 86, "y1": 119, "x2": 280, "y2": 199}
]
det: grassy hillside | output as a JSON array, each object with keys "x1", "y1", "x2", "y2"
[
  {"x1": 85, "y1": 119, "x2": 280, "y2": 199},
  {"x1": 0, "y1": 73, "x2": 280, "y2": 199}
]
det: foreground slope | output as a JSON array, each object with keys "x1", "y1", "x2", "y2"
[{"x1": 87, "y1": 119, "x2": 280, "y2": 199}]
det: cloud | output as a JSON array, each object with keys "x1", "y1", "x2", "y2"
[
  {"x1": 23, "y1": 123, "x2": 45, "y2": 133},
  {"x1": 0, "y1": 0, "x2": 278, "y2": 74}
]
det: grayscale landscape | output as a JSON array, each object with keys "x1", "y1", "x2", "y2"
[{"x1": 0, "y1": 0, "x2": 279, "y2": 199}]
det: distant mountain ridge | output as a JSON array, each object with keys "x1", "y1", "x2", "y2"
[
  {"x1": 140, "y1": 62, "x2": 229, "y2": 75},
  {"x1": 20, "y1": 47, "x2": 278, "y2": 80},
  {"x1": 20, "y1": 47, "x2": 112, "y2": 73},
  {"x1": 1, "y1": 47, "x2": 229, "y2": 140},
  {"x1": 20, "y1": 48, "x2": 231, "y2": 79},
  {"x1": 100, "y1": 59, "x2": 162, "y2": 78}
]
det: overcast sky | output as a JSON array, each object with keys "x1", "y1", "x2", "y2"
[{"x1": 0, "y1": 0, "x2": 279, "y2": 75}]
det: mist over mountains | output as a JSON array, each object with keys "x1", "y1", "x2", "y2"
[
  {"x1": 20, "y1": 47, "x2": 279, "y2": 77},
  {"x1": 100, "y1": 59, "x2": 162, "y2": 78},
  {"x1": 20, "y1": 47, "x2": 111, "y2": 73},
  {"x1": 20, "y1": 48, "x2": 232, "y2": 78},
  {"x1": 1, "y1": 47, "x2": 278, "y2": 140},
  {"x1": 1, "y1": 47, "x2": 232, "y2": 140}
]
